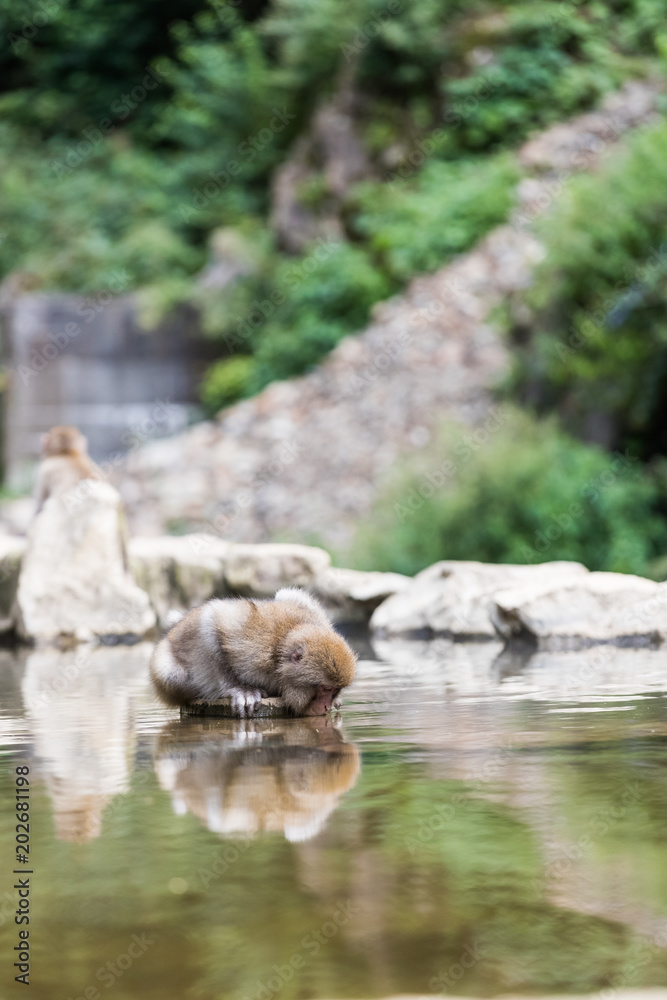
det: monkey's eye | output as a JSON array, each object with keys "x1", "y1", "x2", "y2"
[{"x1": 290, "y1": 647, "x2": 304, "y2": 663}]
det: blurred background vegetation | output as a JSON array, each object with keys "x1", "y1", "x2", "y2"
[{"x1": 2, "y1": 0, "x2": 667, "y2": 576}]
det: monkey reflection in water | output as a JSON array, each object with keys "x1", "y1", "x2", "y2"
[{"x1": 155, "y1": 717, "x2": 360, "y2": 843}]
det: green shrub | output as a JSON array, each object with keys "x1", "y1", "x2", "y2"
[
  {"x1": 509, "y1": 119, "x2": 667, "y2": 460},
  {"x1": 440, "y1": 6, "x2": 618, "y2": 153},
  {"x1": 251, "y1": 315, "x2": 346, "y2": 387},
  {"x1": 269, "y1": 240, "x2": 391, "y2": 331},
  {"x1": 353, "y1": 153, "x2": 518, "y2": 281},
  {"x1": 251, "y1": 243, "x2": 391, "y2": 386},
  {"x1": 199, "y1": 241, "x2": 393, "y2": 394},
  {"x1": 349, "y1": 410, "x2": 667, "y2": 577},
  {"x1": 200, "y1": 355, "x2": 255, "y2": 414}
]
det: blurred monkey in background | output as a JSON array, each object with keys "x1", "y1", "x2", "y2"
[{"x1": 35, "y1": 425, "x2": 102, "y2": 514}]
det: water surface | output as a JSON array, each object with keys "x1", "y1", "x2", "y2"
[{"x1": 2, "y1": 637, "x2": 667, "y2": 999}]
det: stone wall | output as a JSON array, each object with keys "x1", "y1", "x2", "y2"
[{"x1": 1, "y1": 293, "x2": 215, "y2": 489}]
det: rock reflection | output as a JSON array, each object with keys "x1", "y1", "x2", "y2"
[
  {"x1": 22, "y1": 644, "x2": 152, "y2": 843},
  {"x1": 155, "y1": 717, "x2": 360, "y2": 842},
  {"x1": 370, "y1": 634, "x2": 667, "y2": 702}
]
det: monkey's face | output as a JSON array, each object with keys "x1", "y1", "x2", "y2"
[
  {"x1": 42, "y1": 425, "x2": 86, "y2": 457},
  {"x1": 277, "y1": 626, "x2": 356, "y2": 717},
  {"x1": 304, "y1": 685, "x2": 342, "y2": 716},
  {"x1": 280, "y1": 683, "x2": 341, "y2": 717}
]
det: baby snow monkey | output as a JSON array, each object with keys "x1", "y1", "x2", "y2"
[
  {"x1": 150, "y1": 588, "x2": 357, "y2": 717},
  {"x1": 35, "y1": 425, "x2": 102, "y2": 514}
]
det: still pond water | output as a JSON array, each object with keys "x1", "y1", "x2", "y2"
[{"x1": 1, "y1": 635, "x2": 667, "y2": 999}]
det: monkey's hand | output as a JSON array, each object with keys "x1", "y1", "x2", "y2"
[{"x1": 229, "y1": 687, "x2": 264, "y2": 719}]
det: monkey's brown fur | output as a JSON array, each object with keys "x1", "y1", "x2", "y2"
[
  {"x1": 150, "y1": 588, "x2": 357, "y2": 717},
  {"x1": 35, "y1": 425, "x2": 102, "y2": 513}
]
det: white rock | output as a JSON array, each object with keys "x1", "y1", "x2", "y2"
[
  {"x1": 130, "y1": 536, "x2": 399, "y2": 624},
  {"x1": 223, "y1": 543, "x2": 331, "y2": 597},
  {"x1": 312, "y1": 566, "x2": 410, "y2": 623},
  {"x1": 16, "y1": 481, "x2": 155, "y2": 643},
  {"x1": 129, "y1": 534, "x2": 231, "y2": 627},
  {"x1": 370, "y1": 560, "x2": 589, "y2": 638},
  {"x1": 492, "y1": 572, "x2": 667, "y2": 647}
]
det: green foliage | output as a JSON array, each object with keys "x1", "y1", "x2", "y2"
[
  {"x1": 0, "y1": 124, "x2": 203, "y2": 294},
  {"x1": 350, "y1": 410, "x2": 667, "y2": 577},
  {"x1": 441, "y1": 6, "x2": 617, "y2": 152},
  {"x1": 509, "y1": 119, "x2": 667, "y2": 459},
  {"x1": 251, "y1": 314, "x2": 347, "y2": 387},
  {"x1": 0, "y1": 0, "x2": 663, "y2": 420},
  {"x1": 155, "y1": 13, "x2": 293, "y2": 201},
  {"x1": 259, "y1": 0, "x2": 365, "y2": 91},
  {"x1": 0, "y1": 0, "x2": 209, "y2": 135},
  {"x1": 200, "y1": 355, "x2": 255, "y2": 414},
  {"x1": 201, "y1": 241, "x2": 392, "y2": 404},
  {"x1": 353, "y1": 153, "x2": 518, "y2": 281},
  {"x1": 357, "y1": 0, "x2": 461, "y2": 92},
  {"x1": 250, "y1": 242, "x2": 391, "y2": 386}
]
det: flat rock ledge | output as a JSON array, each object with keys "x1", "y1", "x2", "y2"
[
  {"x1": 128, "y1": 535, "x2": 410, "y2": 627},
  {"x1": 0, "y1": 534, "x2": 410, "y2": 637},
  {"x1": 181, "y1": 697, "x2": 289, "y2": 718},
  {"x1": 2, "y1": 530, "x2": 666, "y2": 647},
  {"x1": 370, "y1": 560, "x2": 667, "y2": 648}
]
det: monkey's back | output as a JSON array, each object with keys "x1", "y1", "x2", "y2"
[
  {"x1": 38, "y1": 453, "x2": 102, "y2": 499},
  {"x1": 217, "y1": 598, "x2": 326, "y2": 688}
]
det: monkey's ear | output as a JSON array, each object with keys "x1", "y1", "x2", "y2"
[{"x1": 290, "y1": 643, "x2": 305, "y2": 664}]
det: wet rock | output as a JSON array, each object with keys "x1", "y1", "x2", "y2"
[
  {"x1": 128, "y1": 535, "x2": 231, "y2": 628},
  {"x1": 370, "y1": 560, "x2": 589, "y2": 638},
  {"x1": 492, "y1": 572, "x2": 667, "y2": 648},
  {"x1": 181, "y1": 697, "x2": 288, "y2": 718},
  {"x1": 16, "y1": 482, "x2": 155, "y2": 643},
  {"x1": 313, "y1": 566, "x2": 411, "y2": 624},
  {"x1": 223, "y1": 542, "x2": 331, "y2": 598}
]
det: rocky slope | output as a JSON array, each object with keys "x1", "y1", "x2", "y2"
[{"x1": 113, "y1": 81, "x2": 661, "y2": 551}]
